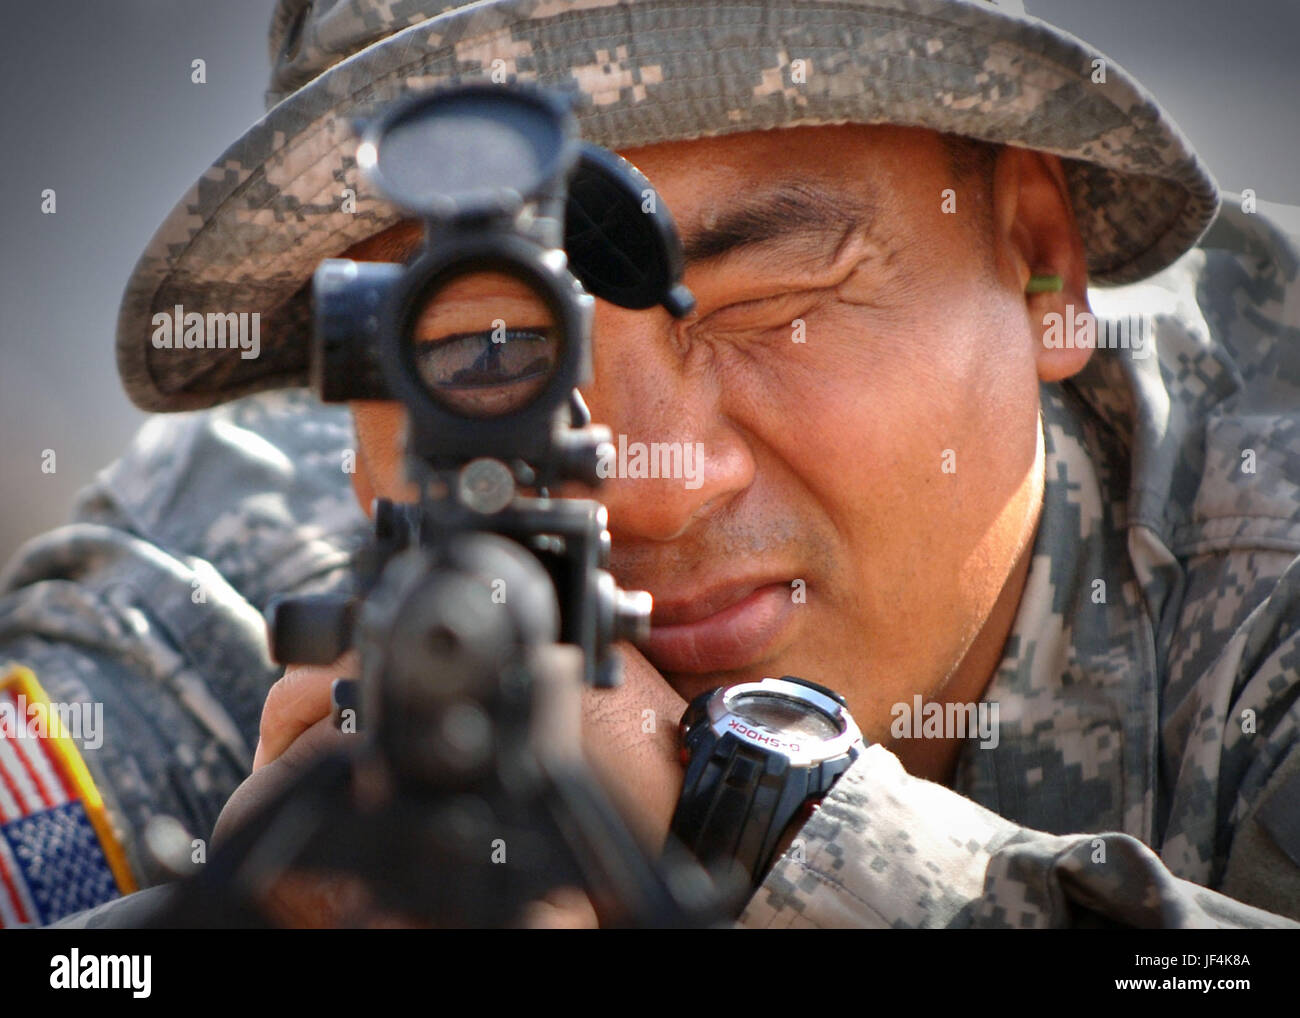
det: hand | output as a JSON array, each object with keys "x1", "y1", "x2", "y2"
[
  {"x1": 215, "y1": 653, "x2": 357, "y2": 849},
  {"x1": 214, "y1": 654, "x2": 380, "y2": 927},
  {"x1": 579, "y1": 641, "x2": 688, "y2": 850},
  {"x1": 215, "y1": 642, "x2": 685, "y2": 926}
]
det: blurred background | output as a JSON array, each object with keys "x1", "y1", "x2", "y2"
[{"x1": 2, "y1": 0, "x2": 1298, "y2": 563}]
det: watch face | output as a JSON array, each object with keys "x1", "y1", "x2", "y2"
[{"x1": 728, "y1": 692, "x2": 842, "y2": 741}]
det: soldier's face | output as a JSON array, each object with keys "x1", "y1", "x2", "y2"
[{"x1": 347, "y1": 124, "x2": 1092, "y2": 781}]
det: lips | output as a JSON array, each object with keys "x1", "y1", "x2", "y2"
[{"x1": 643, "y1": 579, "x2": 798, "y2": 676}]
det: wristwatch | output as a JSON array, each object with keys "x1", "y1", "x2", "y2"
[{"x1": 670, "y1": 675, "x2": 866, "y2": 893}]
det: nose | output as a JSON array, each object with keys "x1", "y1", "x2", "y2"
[{"x1": 575, "y1": 302, "x2": 756, "y2": 544}]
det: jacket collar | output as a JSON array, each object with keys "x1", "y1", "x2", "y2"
[{"x1": 951, "y1": 381, "x2": 1160, "y2": 842}]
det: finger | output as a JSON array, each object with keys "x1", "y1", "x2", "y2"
[
  {"x1": 254, "y1": 650, "x2": 358, "y2": 770},
  {"x1": 580, "y1": 644, "x2": 686, "y2": 847},
  {"x1": 517, "y1": 886, "x2": 600, "y2": 929},
  {"x1": 618, "y1": 641, "x2": 687, "y2": 715},
  {"x1": 582, "y1": 642, "x2": 685, "y2": 737},
  {"x1": 260, "y1": 871, "x2": 432, "y2": 929},
  {"x1": 216, "y1": 716, "x2": 350, "y2": 847},
  {"x1": 260, "y1": 871, "x2": 374, "y2": 929}
]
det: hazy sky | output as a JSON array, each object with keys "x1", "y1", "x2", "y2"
[{"x1": 2, "y1": 0, "x2": 1297, "y2": 561}]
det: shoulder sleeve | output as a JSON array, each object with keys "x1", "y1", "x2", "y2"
[
  {"x1": 0, "y1": 390, "x2": 366, "y2": 912},
  {"x1": 736, "y1": 744, "x2": 1299, "y2": 929}
]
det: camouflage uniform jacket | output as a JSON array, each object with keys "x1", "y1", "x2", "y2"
[{"x1": 3, "y1": 204, "x2": 1300, "y2": 928}]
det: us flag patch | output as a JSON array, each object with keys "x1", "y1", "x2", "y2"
[{"x1": 0, "y1": 665, "x2": 136, "y2": 926}]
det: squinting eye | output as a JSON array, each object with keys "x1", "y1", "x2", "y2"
[
  {"x1": 414, "y1": 327, "x2": 559, "y2": 417},
  {"x1": 703, "y1": 290, "x2": 823, "y2": 330}
]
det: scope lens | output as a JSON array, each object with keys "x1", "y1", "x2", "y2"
[{"x1": 409, "y1": 269, "x2": 560, "y2": 418}]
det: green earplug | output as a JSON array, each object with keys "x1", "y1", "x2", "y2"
[{"x1": 1026, "y1": 274, "x2": 1064, "y2": 293}]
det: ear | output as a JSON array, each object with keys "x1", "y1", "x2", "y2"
[{"x1": 992, "y1": 147, "x2": 1094, "y2": 382}]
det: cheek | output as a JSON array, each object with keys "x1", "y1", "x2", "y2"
[{"x1": 722, "y1": 290, "x2": 1040, "y2": 606}]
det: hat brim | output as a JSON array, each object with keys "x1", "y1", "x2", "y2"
[{"x1": 118, "y1": 0, "x2": 1220, "y2": 412}]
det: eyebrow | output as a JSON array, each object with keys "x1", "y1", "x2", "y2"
[
  {"x1": 680, "y1": 181, "x2": 876, "y2": 268},
  {"x1": 374, "y1": 181, "x2": 875, "y2": 271}
]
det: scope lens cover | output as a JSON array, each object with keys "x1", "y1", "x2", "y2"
[
  {"x1": 565, "y1": 142, "x2": 693, "y2": 315},
  {"x1": 362, "y1": 85, "x2": 576, "y2": 219}
]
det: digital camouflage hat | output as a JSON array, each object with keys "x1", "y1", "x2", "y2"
[{"x1": 116, "y1": 0, "x2": 1220, "y2": 412}]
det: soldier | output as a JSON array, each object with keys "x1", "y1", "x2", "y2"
[{"x1": 2, "y1": 0, "x2": 1298, "y2": 927}]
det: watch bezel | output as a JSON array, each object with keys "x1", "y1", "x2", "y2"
[{"x1": 704, "y1": 676, "x2": 863, "y2": 768}]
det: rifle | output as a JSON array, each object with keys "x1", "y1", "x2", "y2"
[{"x1": 145, "y1": 82, "x2": 731, "y2": 928}]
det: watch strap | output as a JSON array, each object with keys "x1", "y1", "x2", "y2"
[{"x1": 671, "y1": 718, "x2": 855, "y2": 889}]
